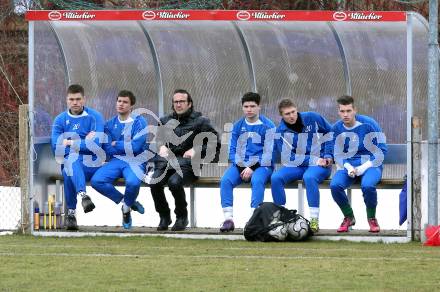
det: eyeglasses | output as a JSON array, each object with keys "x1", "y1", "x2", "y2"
[{"x1": 173, "y1": 100, "x2": 188, "y2": 105}]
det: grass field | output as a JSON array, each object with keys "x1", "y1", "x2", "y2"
[{"x1": 0, "y1": 235, "x2": 439, "y2": 291}]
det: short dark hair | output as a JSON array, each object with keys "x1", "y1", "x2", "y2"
[
  {"x1": 278, "y1": 99, "x2": 296, "y2": 114},
  {"x1": 241, "y1": 92, "x2": 261, "y2": 105},
  {"x1": 173, "y1": 89, "x2": 192, "y2": 105},
  {"x1": 118, "y1": 90, "x2": 136, "y2": 105},
  {"x1": 337, "y1": 95, "x2": 354, "y2": 106},
  {"x1": 172, "y1": 89, "x2": 193, "y2": 112},
  {"x1": 67, "y1": 84, "x2": 84, "y2": 96}
]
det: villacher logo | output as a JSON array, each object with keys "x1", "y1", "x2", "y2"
[
  {"x1": 142, "y1": 11, "x2": 156, "y2": 20},
  {"x1": 251, "y1": 12, "x2": 286, "y2": 20},
  {"x1": 332, "y1": 11, "x2": 347, "y2": 21},
  {"x1": 333, "y1": 11, "x2": 383, "y2": 21},
  {"x1": 236, "y1": 10, "x2": 251, "y2": 21},
  {"x1": 349, "y1": 12, "x2": 382, "y2": 20},
  {"x1": 64, "y1": 12, "x2": 96, "y2": 19},
  {"x1": 156, "y1": 11, "x2": 190, "y2": 19},
  {"x1": 53, "y1": 11, "x2": 96, "y2": 20},
  {"x1": 48, "y1": 11, "x2": 62, "y2": 20}
]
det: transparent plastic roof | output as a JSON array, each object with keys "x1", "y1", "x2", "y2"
[{"x1": 32, "y1": 16, "x2": 430, "y2": 143}]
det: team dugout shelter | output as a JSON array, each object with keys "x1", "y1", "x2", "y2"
[{"x1": 26, "y1": 10, "x2": 430, "y2": 239}]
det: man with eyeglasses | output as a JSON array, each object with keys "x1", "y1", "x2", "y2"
[{"x1": 151, "y1": 89, "x2": 220, "y2": 231}]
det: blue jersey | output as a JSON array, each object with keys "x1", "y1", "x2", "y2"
[
  {"x1": 229, "y1": 115, "x2": 275, "y2": 167},
  {"x1": 51, "y1": 107, "x2": 105, "y2": 158},
  {"x1": 325, "y1": 114, "x2": 388, "y2": 167},
  {"x1": 103, "y1": 114, "x2": 148, "y2": 158},
  {"x1": 275, "y1": 112, "x2": 332, "y2": 167}
]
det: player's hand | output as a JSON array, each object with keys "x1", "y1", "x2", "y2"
[
  {"x1": 86, "y1": 131, "x2": 95, "y2": 140},
  {"x1": 240, "y1": 167, "x2": 253, "y2": 182},
  {"x1": 183, "y1": 148, "x2": 195, "y2": 159},
  {"x1": 344, "y1": 162, "x2": 356, "y2": 178},
  {"x1": 317, "y1": 158, "x2": 332, "y2": 167},
  {"x1": 348, "y1": 169, "x2": 357, "y2": 178},
  {"x1": 63, "y1": 139, "x2": 72, "y2": 146},
  {"x1": 111, "y1": 141, "x2": 116, "y2": 146},
  {"x1": 159, "y1": 145, "x2": 169, "y2": 158},
  {"x1": 355, "y1": 161, "x2": 373, "y2": 176}
]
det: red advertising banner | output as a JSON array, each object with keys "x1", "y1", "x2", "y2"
[{"x1": 25, "y1": 10, "x2": 407, "y2": 22}]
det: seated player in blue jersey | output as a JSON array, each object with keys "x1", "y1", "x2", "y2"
[
  {"x1": 91, "y1": 90, "x2": 148, "y2": 229},
  {"x1": 326, "y1": 95, "x2": 387, "y2": 233},
  {"x1": 271, "y1": 99, "x2": 332, "y2": 233},
  {"x1": 219, "y1": 92, "x2": 276, "y2": 232},
  {"x1": 51, "y1": 84, "x2": 105, "y2": 231}
]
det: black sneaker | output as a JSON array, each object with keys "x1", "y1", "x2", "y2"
[
  {"x1": 131, "y1": 201, "x2": 145, "y2": 214},
  {"x1": 219, "y1": 219, "x2": 235, "y2": 232},
  {"x1": 122, "y1": 208, "x2": 132, "y2": 230},
  {"x1": 157, "y1": 214, "x2": 172, "y2": 231},
  {"x1": 65, "y1": 214, "x2": 78, "y2": 231},
  {"x1": 171, "y1": 216, "x2": 188, "y2": 231},
  {"x1": 81, "y1": 195, "x2": 95, "y2": 213}
]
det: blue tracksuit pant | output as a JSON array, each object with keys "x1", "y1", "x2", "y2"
[
  {"x1": 62, "y1": 157, "x2": 99, "y2": 210},
  {"x1": 330, "y1": 167, "x2": 382, "y2": 208},
  {"x1": 271, "y1": 166, "x2": 331, "y2": 207},
  {"x1": 91, "y1": 158, "x2": 145, "y2": 207},
  {"x1": 220, "y1": 165, "x2": 273, "y2": 208}
]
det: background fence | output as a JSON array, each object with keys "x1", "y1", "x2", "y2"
[
  {"x1": 0, "y1": 111, "x2": 21, "y2": 231},
  {"x1": 0, "y1": 187, "x2": 20, "y2": 231}
]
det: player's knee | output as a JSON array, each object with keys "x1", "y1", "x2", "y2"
[
  {"x1": 125, "y1": 176, "x2": 141, "y2": 188},
  {"x1": 271, "y1": 173, "x2": 284, "y2": 185},
  {"x1": 330, "y1": 181, "x2": 343, "y2": 192},
  {"x1": 251, "y1": 176, "x2": 266, "y2": 187},
  {"x1": 168, "y1": 176, "x2": 183, "y2": 191},
  {"x1": 302, "y1": 173, "x2": 318, "y2": 185},
  {"x1": 361, "y1": 184, "x2": 376, "y2": 194},
  {"x1": 220, "y1": 176, "x2": 232, "y2": 188},
  {"x1": 90, "y1": 176, "x2": 102, "y2": 189}
]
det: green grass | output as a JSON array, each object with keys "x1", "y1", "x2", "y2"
[{"x1": 0, "y1": 235, "x2": 439, "y2": 291}]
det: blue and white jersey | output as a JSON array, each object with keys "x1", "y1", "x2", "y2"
[
  {"x1": 229, "y1": 115, "x2": 276, "y2": 168},
  {"x1": 103, "y1": 114, "x2": 148, "y2": 158},
  {"x1": 275, "y1": 112, "x2": 332, "y2": 167},
  {"x1": 51, "y1": 106, "x2": 105, "y2": 158},
  {"x1": 325, "y1": 114, "x2": 388, "y2": 167}
]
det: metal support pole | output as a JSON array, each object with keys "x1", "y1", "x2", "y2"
[
  {"x1": 297, "y1": 182, "x2": 304, "y2": 215},
  {"x1": 28, "y1": 21, "x2": 35, "y2": 235},
  {"x1": 427, "y1": 0, "x2": 439, "y2": 226},
  {"x1": 190, "y1": 187, "x2": 196, "y2": 227},
  {"x1": 407, "y1": 12, "x2": 413, "y2": 240},
  {"x1": 412, "y1": 117, "x2": 422, "y2": 241},
  {"x1": 19, "y1": 105, "x2": 29, "y2": 234}
]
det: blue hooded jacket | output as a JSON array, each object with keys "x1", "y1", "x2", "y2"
[{"x1": 275, "y1": 112, "x2": 332, "y2": 167}]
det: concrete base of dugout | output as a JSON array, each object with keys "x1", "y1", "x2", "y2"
[{"x1": 31, "y1": 226, "x2": 410, "y2": 243}]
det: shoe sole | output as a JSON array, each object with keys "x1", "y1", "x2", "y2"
[
  {"x1": 337, "y1": 226, "x2": 353, "y2": 233},
  {"x1": 83, "y1": 203, "x2": 95, "y2": 213},
  {"x1": 171, "y1": 227, "x2": 187, "y2": 231},
  {"x1": 220, "y1": 228, "x2": 234, "y2": 233},
  {"x1": 157, "y1": 220, "x2": 172, "y2": 231}
]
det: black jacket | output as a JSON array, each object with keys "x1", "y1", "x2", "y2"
[{"x1": 156, "y1": 109, "x2": 220, "y2": 160}]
